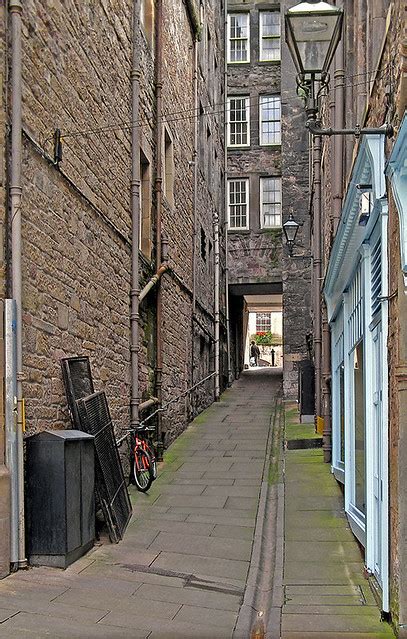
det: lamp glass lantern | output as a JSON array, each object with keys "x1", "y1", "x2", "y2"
[
  {"x1": 285, "y1": 1, "x2": 343, "y2": 77},
  {"x1": 283, "y1": 214, "x2": 300, "y2": 253}
]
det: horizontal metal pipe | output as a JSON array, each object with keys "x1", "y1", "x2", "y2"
[
  {"x1": 139, "y1": 397, "x2": 159, "y2": 411},
  {"x1": 306, "y1": 122, "x2": 393, "y2": 137},
  {"x1": 139, "y1": 264, "x2": 168, "y2": 302}
]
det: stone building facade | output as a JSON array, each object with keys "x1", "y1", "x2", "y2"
[
  {"x1": 0, "y1": 0, "x2": 225, "y2": 574},
  {"x1": 226, "y1": 0, "x2": 312, "y2": 398},
  {"x1": 315, "y1": 0, "x2": 407, "y2": 630}
]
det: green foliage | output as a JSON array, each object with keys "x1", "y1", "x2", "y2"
[{"x1": 252, "y1": 331, "x2": 274, "y2": 346}]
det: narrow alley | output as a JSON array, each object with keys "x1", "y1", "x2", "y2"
[{"x1": 0, "y1": 370, "x2": 394, "y2": 638}]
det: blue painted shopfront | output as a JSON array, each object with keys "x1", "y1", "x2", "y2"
[{"x1": 324, "y1": 133, "x2": 389, "y2": 611}]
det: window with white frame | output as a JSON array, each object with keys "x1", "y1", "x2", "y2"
[
  {"x1": 228, "y1": 179, "x2": 249, "y2": 230},
  {"x1": 261, "y1": 177, "x2": 282, "y2": 227},
  {"x1": 256, "y1": 313, "x2": 272, "y2": 332},
  {"x1": 227, "y1": 96, "x2": 250, "y2": 147},
  {"x1": 259, "y1": 95, "x2": 281, "y2": 145},
  {"x1": 260, "y1": 12, "x2": 280, "y2": 61},
  {"x1": 227, "y1": 13, "x2": 250, "y2": 63}
]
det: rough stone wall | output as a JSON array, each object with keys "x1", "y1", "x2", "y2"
[
  {"x1": 0, "y1": 3, "x2": 10, "y2": 579},
  {"x1": 227, "y1": 3, "x2": 283, "y2": 288},
  {"x1": 143, "y1": 0, "x2": 226, "y2": 442},
  {"x1": 17, "y1": 1, "x2": 133, "y2": 433},
  {"x1": 280, "y1": 0, "x2": 312, "y2": 400},
  {"x1": 0, "y1": 3, "x2": 5, "y2": 300},
  {"x1": 3, "y1": 0, "x2": 225, "y2": 445},
  {"x1": 191, "y1": 0, "x2": 226, "y2": 420},
  {"x1": 226, "y1": 1, "x2": 312, "y2": 397}
]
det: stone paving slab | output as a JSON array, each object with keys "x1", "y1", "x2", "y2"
[
  {"x1": 211, "y1": 524, "x2": 255, "y2": 540},
  {"x1": 169, "y1": 506, "x2": 257, "y2": 521},
  {"x1": 150, "y1": 551, "x2": 249, "y2": 581},
  {"x1": 173, "y1": 603, "x2": 238, "y2": 628},
  {"x1": 148, "y1": 531, "x2": 252, "y2": 561},
  {"x1": 282, "y1": 613, "x2": 389, "y2": 633},
  {"x1": 285, "y1": 540, "x2": 364, "y2": 563},
  {"x1": 136, "y1": 582, "x2": 242, "y2": 611},
  {"x1": 0, "y1": 611, "x2": 149, "y2": 639}
]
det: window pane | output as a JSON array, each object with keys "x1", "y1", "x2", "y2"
[
  {"x1": 228, "y1": 97, "x2": 249, "y2": 146},
  {"x1": 261, "y1": 177, "x2": 281, "y2": 227},
  {"x1": 354, "y1": 342, "x2": 366, "y2": 515},
  {"x1": 260, "y1": 96, "x2": 281, "y2": 145},
  {"x1": 230, "y1": 14, "x2": 248, "y2": 38},
  {"x1": 229, "y1": 13, "x2": 249, "y2": 62},
  {"x1": 256, "y1": 312, "x2": 272, "y2": 332},
  {"x1": 262, "y1": 38, "x2": 280, "y2": 60},
  {"x1": 260, "y1": 12, "x2": 280, "y2": 61},
  {"x1": 229, "y1": 180, "x2": 248, "y2": 229},
  {"x1": 262, "y1": 12, "x2": 280, "y2": 36}
]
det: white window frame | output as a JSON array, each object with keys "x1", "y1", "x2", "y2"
[
  {"x1": 256, "y1": 312, "x2": 272, "y2": 332},
  {"x1": 259, "y1": 95, "x2": 281, "y2": 146},
  {"x1": 227, "y1": 13, "x2": 250, "y2": 64},
  {"x1": 228, "y1": 178, "x2": 249, "y2": 231},
  {"x1": 259, "y1": 11, "x2": 281, "y2": 62},
  {"x1": 260, "y1": 177, "x2": 282, "y2": 228},
  {"x1": 227, "y1": 96, "x2": 250, "y2": 148}
]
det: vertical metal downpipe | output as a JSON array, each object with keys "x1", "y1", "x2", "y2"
[
  {"x1": 313, "y1": 133, "x2": 322, "y2": 422},
  {"x1": 9, "y1": 0, "x2": 26, "y2": 568},
  {"x1": 5, "y1": 300, "x2": 18, "y2": 566},
  {"x1": 155, "y1": 0, "x2": 164, "y2": 455},
  {"x1": 322, "y1": 21, "x2": 344, "y2": 463},
  {"x1": 191, "y1": 35, "x2": 198, "y2": 405},
  {"x1": 332, "y1": 21, "x2": 344, "y2": 233},
  {"x1": 214, "y1": 211, "x2": 220, "y2": 399},
  {"x1": 224, "y1": 2, "x2": 232, "y2": 385},
  {"x1": 130, "y1": 0, "x2": 141, "y2": 431}
]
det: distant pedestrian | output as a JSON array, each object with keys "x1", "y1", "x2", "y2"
[{"x1": 250, "y1": 341, "x2": 260, "y2": 366}]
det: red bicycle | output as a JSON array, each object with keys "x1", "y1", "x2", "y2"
[{"x1": 130, "y1": 429, "x2": 157, "y2": 492}]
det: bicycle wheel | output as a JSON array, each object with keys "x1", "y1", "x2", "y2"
[
  {"x1": 133, "y1": 448, "x2": 153, "y2": 492},
  {"x1": 146, "y1": 444, "x2": 157, "y2": 480}
]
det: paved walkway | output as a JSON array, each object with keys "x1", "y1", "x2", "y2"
[{"x1": 0, "y1": 369, "x2": 395, "y2": 638}]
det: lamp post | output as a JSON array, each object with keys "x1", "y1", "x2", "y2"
[
  {"x1": 284, "y1": 0, "x2": 392, "y2": 456},
  {"x1": 283, "y1": 213, "x2": 300, "y2": 256},
  {"x1": 284, "y1": 0, "x2": 343, "y2": 430}
]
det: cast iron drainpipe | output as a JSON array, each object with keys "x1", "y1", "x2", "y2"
[
  {"x1": 191, "y1": 32, "x2": 198, "y2": 402},
  {"x1": 224, "y1": 0, "x2": 232, "y2": 384},
  {"x1": 130, "y1": 0, "x2": 141, "y2": 431},
  {"x1": 322, "y1": 37, "x2": 345, "y2": 463},
  {"x1": 9, "y1": 0, "x2": 27, "y2": 569},
  {"x1": 155, "y1": 0, "x2": 164, "y2": 458}
]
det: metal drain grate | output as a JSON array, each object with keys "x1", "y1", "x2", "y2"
[
  {"x1": 61, "y1": 356, "x2": 95, "y2": 429},
  {"x1": 76, "y1": 391, "x2": 132, "y2": 543}
]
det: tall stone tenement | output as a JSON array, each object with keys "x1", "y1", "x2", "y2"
[
  {"x1": 0, "y1": 0, "x2": 226, "y2": 574},
  {"x1": 226, "y1": 0, "x2": 312, "y2": 397}
]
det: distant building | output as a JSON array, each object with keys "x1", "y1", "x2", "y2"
[{"x1": 226, "y1": 0, "x2": 312, "y2": 400}]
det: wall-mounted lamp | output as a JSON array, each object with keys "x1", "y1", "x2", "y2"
[
  {"x1": 285, "y1": 2, "x2": 392, "y2": 138},
  {"x1": 283, "y1": 213, "x2": 300, "y2": 256}
]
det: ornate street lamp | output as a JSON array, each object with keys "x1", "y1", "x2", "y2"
[
  {"x1": 283, "y1": 213, "x2": 300, "y2": 255},
  {"x1": 285, "y1": 1, "x2": 343, "y2": 78},
  {"x1": 285, "y1": 1, "x2": 392, "y2": 137}
]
